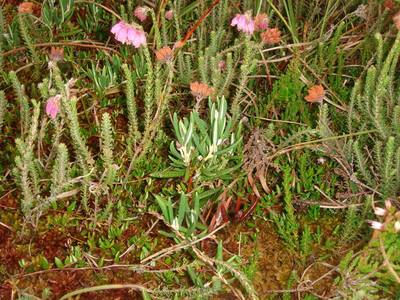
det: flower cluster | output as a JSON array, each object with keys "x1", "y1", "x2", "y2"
[
  {"x1": 155, "y1": 46, "x2": 174, "y2": 63},
  {"x1": 254, "y1": 13, "x2": 268, "y2": 31},
  {"x1": 230, "y1": 11, "x2": 281, "y2": 44},
  {"x1": 165, "y1": 10, "x2": 174, "y2": 20},
  {"x1": 45, "y1": 95, "x2": 61, "y2": 119},
  {"x1": 134, "y1": 6, "x2": 149, "y2": 22},
  {"x1": 18, "y1": 2, "x2": 34, "y2": 14},
  {"x1": 368, "y1": 200, "x2": 400, "y2": 233},
  {"x1": 111, "y1": 21, "x2": 146, "y2": 48},
  {"x1": 190, "y1": 82, "x2": 214, "y2": 101},
  {"x1": 305, "y1": 85, "x2": 325, "y2": 103},
  {"x1": 261, "y1": 28, "x2": 282, "y2": 45},
  {"x1": 231, "y1": 12, "x2": 255, "y2": 35}
]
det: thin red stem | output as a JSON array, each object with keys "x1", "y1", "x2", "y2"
[{"x1": 180, "y1": 0, "x2": 222, "y2": 46}]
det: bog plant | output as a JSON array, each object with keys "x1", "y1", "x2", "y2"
[
  {"x1": 154, "y1": 97, "x2": 243, "y2": 240},
  {"x1": 318, "y1": 31, "x2": 400, "y2": 296},
  {"x1": 163, "y1": 97, "x2": 242, "y2": 183},
  {"x1": 3, "y1": 0, "x2": 274, "y2": 227},
  {"x1": 3, "y1": 0, "x2": 388, "y2": 298},
  {"x1": 319, "y1": 32, "x2": 400, "y2": 201}
]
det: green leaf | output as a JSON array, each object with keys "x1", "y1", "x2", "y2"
[
  {"x1": 167, "y1": 198, "x2": 174, "y2": 225},
  {"x1": 151, "y1": 168, "x2": 185, "y2": 178},
  {"x1": 40, "y1": 256, "x2": 49, "y2": 270},
  {"x1": 178, "y1": 193, "x2": 188, "y2": 226},
  {"x1": 142, "y1": 290, "x2": 152, "y2": 300},
  {"x1": 54, "y1": 257, "x2": 64, "y2": 269},
  {"x1": 216, "y1": 241, "x2": 223, "y2": 260},
  {"x1": 67, "y1": 200, "x2": 76, "y2": 212},
  {"x1": 188, "y1": 266, "x2": 203, "y2": 287},
  {"x1": 155, "y1": 195, "x2": 169, "y2": 222},
  {"x1": 197, "y1": 188, "x2": 221, "y2": 201}
]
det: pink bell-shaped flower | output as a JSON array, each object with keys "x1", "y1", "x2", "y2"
[
  {"x1": 46, "y1": 95, "x2": 61, "y2": 119},
  {"x1": 231, "y1": 12, "x2": 255, "y2": 35},
  {"x1": 111, "y1": 21, "x2": 146, "y2": 48}
]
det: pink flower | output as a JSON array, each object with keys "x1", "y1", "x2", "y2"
[
  {"x1": 165, "y1": 9, "x2": 174, "y2": 20},
  {"x1": 134, "y1": 6, "x2": 149, "y2": 22},
  {"x1": 111, "y1": 21, "x2": 146, "y2": 48},
  {"x1": 255, "y1": 13, "x2": 269, "y2": 31},
  {"x1": 368, "y1": 220, "x2": 384, "y2": 231},
  {"x1": 231, "y1": 12, "x2": 255, "y2": 35},
  {"x1": 218, "y1": 60, "x2": 226, "y2": 71},
  {"x1": 374, "y1": 207, "x2": 387, "y2": 216},
  {"x1": 46, "y1": 95, "x2": 61, "y2": 119}
]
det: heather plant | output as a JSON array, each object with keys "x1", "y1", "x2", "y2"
[
  {"x1": 335, "y1": 200, "x2": 400, "y2": 297},
  {"x1": 271, "y1": 164, "x2": 299, "y2": 251},
  {"x1": 319, "y1": 32, "x2": 400, "y2": 201},
  {"x1": 316, "y1": 30, "x2": 400, "y2": 298},
  {"x1": 17, "y1": 4, "x2": 41, "y2": 77}
]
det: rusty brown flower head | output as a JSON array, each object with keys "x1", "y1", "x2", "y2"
[
  {"x1": 254, "y1": 13, "x2": 269, "y2": 31},
  {"x1": 190, "y1": 81, "x2": 214, "y2": 100},
  {"x1": 393, "y1": 11, "x2": 400, "y2": 30},
  {"x1": 50, "y1": 47, "x2": 64, "y2": 62},
  {"x1": 261, "y1": 27, "x2": 281, "y2": 44},
  {"x1": 384, "y1": 0, "x2": 395, "y2": 11},
  {"x1": 155, "y1": 46, "x2": 174, "y2": 63},
  {"x1": 18, "y1": 2, "x2": 34, "y2": 14},
  {"x1": 305, "y1": 85, "x2": 325, "y2": 103}
]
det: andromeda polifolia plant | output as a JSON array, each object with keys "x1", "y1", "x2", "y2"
[{"x1": 157, "y1": 97, "x2": 242, "y2": 185}]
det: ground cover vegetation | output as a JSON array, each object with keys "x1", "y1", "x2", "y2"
[{"x1": 1, "y1": 0, "x2": 400, "y2": 299}]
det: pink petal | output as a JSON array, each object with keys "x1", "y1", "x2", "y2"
[
  {"x1": 111, "y1": 21, "x2": 124, "y2": 34},
  {"x1": 257, "y1": 21, "x2": 268, "y2": 31},
  {"x1": 126, "y1": 28, "x2": 135, "y2": 41},
  {"x1": 111, "y1": 21, "x2": 146, "y2": 47},
  {"x1": 45, "y1": 95, "x2": 60, "y2": 119},
  {"x1": 116, "y1": 28, "x2": 129, "y2": 44},
  {"x1": 231, "y1": 14, "x2": 241, "y2": 26},
  {"x1": 134, "y1": 7, "x2": 148, "y2": 22},
  {"x1": 231, "y1": 14, "x2": 254, "y2": 35},
  {"x1": 374, "y1": 207, "x2": 387, "y2": 216},
  {"x1": 165, "y1": 10, "x2": 173, "y2": 20},
  {"x1": 129, "y1": 28, "x2": 146, "y2": 48},
  {"x1": 368, "y1": 220, "x2": 384, "y2": 230}
]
